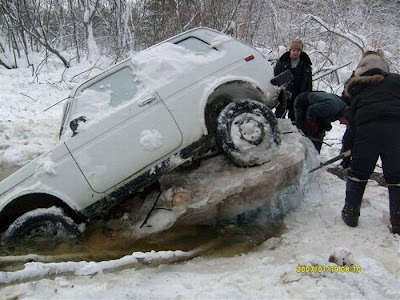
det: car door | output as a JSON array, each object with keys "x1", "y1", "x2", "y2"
[{"x1": 65, "y1": 63, "x2": 182, "y2": 193}]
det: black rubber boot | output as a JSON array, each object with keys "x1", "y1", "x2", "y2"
[
  {"x1": 342, "y1": 205, "x2": 360, "y2": 227},
  {"x1": 392, "y1": 224, "x2": 400, "y2": 235},
  {"x1": 388, "y1": 186, "x2": 400, "y2": 234},
  {"x1": 342, "y1": 178, "x2": 367, "y2": 227}
]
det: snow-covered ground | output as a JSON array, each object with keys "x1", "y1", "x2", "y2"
[{"x1": 0, "y1": 55, "x2": 399, "y2": 299}]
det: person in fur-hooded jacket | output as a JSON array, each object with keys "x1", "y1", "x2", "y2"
[
  {"x1": 274, "y1": 40, "x2": 313, "y2": 121},
  {"x1": 341, "y1": 51, "x2": 400, "y2": 234}
]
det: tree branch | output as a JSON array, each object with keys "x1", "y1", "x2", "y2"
[
  {"x1": 312, "y1": 62, "x2": 352, "y2": 81},
  {"x1": 306, "y1": 14, "x2": 365, "y2": 54}
]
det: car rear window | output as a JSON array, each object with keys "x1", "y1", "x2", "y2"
[{"x1": 176, "y1": 37, "x2": 217, "y2": 55}]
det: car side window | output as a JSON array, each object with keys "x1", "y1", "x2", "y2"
[
  {"x1": 84, "y1": 67, "x2": 137, "y2": 107},
  {"x1": 65, "y1": 66, "x2": 139, "y2": 137},
  {"x1": 176, "y1": 37, "x2": 217, "y2": 55}
]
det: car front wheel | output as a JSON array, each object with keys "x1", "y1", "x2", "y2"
[
  {"x1": 216, "y1": 99, "x2": 281, "y2": 167},
  {"x1": 3, "y1": 207, "x2": 82, "y2": 242}
]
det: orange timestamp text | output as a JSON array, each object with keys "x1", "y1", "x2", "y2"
[{"x1": 296, "y1": 265, "x2": 362, "y2": 273}]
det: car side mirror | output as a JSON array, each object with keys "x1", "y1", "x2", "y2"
[{"x1": 70, "y1": 116, "x2": 87, "y2": 136}]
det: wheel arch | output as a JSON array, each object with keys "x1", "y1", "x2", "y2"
[
  {"x1": 0, "y1": 193, "x2": 83, "y2": 233},
  {"x1": 204, "y1": 80, "x2": 269, "y2": 140}
]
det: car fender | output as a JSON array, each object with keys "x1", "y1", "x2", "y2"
[
  {"x1": 198, "y1": 75, "x2": 277, "y2": 135},
  {"x1": 0, "y1": 143, "x2": 102, "y2": 215},
  {"x1": 0, "y1": 182, "x2": 83, "y2": 216}
]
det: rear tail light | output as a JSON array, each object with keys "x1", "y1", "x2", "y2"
[{"x1": 245, "y1": 55, "x2": 255, "y2": 62}]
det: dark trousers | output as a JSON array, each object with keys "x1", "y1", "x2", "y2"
[
  {"x1": 346, "y1": 120, "x2": 400, "y2": 223},
  {"x1": 275, "y1": 96, "x2": 296, "y2": 121},
  {"x1": 349, "y1": 120, "x2": 400, "y2": 184}
]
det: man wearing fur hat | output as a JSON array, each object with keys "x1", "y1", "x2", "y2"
[
  {"x1": 274, "y1": 39, "x2": 313, "y2": 121},
  {"x1": 341, "y1": 51, "x2": 400, "y2": 234}
]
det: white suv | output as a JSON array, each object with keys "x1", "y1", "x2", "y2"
[{"x1": 0, "y1": 28, "x2": 289, "y2": 240}]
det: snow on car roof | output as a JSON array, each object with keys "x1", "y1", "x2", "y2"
[{"x1": 131, "y1": 42, "x2": 224, "y2": 90}]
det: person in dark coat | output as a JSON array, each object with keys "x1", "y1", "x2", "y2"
[
  {"x1": 294, "y1": 91, "x2": 348, "y2": 153},
  {"x1": 274, "y1": 40, "x2": 313, "y2": 121},
  {"x1": 341, "y1": 51, "x2": 400, "y2": 235}
]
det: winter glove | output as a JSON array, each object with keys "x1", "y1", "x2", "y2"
[
  {"x1": 340, "y1": 150, "x2": 352, "y2": 169},
  {"x1": 341, "y1": 128, "x2": 354, "y2": 153},
  {"x1": 340, "y1": 156, "x2": 351, "y2": 169},
  {"x1": 308, "y1": 121, "x2": 319, "y2": 135}
]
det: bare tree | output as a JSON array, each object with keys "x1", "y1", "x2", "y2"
[
  {"x1": 1, "y1": 0, "x2": 70, "y2": 67},
  {"x1": 306, "y1": 14, "x2": 365, "y2": 54},
  {"x1": 78, "y1": 0, "x2": 100, "y2": 59},
  {"x1": 0, "y1": 0, "x2": 398, "y2": 76}
]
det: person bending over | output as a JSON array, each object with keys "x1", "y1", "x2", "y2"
[{"x1": 294, "y1": 91, "x2": 348, "y2": 153}]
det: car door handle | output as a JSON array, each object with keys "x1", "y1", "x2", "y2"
[{"x1": 139, "y1": 96, "x2": 156, "y2": 107}]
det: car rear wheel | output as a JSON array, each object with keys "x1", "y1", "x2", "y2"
[
  {"x1": 3, "y1": 207, "x2": 82, "y2": 242},
  {"x1": 216, "y1": 99, "x2": 281, "y2": 167}
]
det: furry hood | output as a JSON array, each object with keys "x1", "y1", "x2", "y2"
[
  {"x1": 354, "y1": 54, "x2": 389, "y2": 76},
  {"x1": 344, "y1": 71, "x2": 385, "y2": 97},
  {"x1": 344, "y1": 53, "x2": 389, "y2": 97}
]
